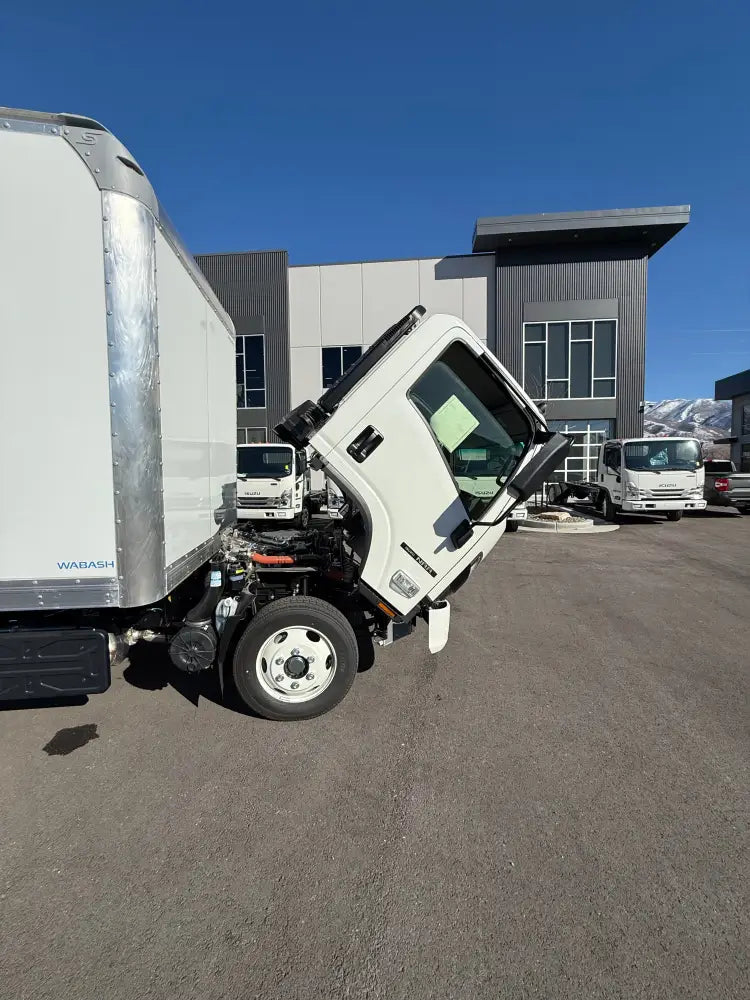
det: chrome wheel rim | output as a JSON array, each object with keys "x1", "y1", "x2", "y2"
[{"x1": 255, "y1": 624, "x2": 337, "y2": 703}]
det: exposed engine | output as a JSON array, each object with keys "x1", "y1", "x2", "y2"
[{"x1": 219, "y1": 523, "x2": 358, "y2": 605}]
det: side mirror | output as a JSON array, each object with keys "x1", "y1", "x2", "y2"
[{"x1": 505, "y1": 432, "x2": 571, "y2": 502}]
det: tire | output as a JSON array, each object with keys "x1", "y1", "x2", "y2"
[
  {"x1": 505, "y1": 520, "x2": 520, "y2": 533},
  {"x1": 232, "y1": 596, "x2": 359, "y2": 721},
  {"x1": 666, "y1": 510, "x2": 683, "y2": 522},
  {"x1": 740, "y1": 507, "x2": 750, "y2": 515},
  {"x1": 602, "y1": 493, "x2": 618, "y2": 522},
  {"x1": 294, "y1": 504, "x2": 311, "y2": 530}
]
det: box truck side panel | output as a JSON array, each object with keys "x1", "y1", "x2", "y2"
[
  {"x1": 0, "y1": 131, "x2": 116, "y2": 596},
  {"x1": 155, "y1": 228, "x2": 214, "y2": 572},
  {"x1": 206, "y1": 309, "x2": 237, "y2": 530}
]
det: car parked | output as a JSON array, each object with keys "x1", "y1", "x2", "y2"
[{"x1": 703, "y1": 460, "x2": 750, "y2": 513}]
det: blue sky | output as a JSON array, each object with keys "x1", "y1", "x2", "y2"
[{"x1": 2, "y1": 0, "x2": 748, "y2": 399}]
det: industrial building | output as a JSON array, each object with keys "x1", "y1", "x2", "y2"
[
  {"x1": 715, "y1": 369, "x2": 750, "y2": 471},
  {"x1": 197, "y1": 206, "x2": 690, "y2": 483}
]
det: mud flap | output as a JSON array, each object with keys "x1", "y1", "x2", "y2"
[{"x1": 427, "y1": 600, "x2": 450, "y2": 654}]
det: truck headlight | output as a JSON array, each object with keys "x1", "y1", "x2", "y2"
[
  {"x1": 390, "y1": 570, "x2": 419, "y2": 599},
  {"x1": 688, "y1": 488, "x2": 703, "y2": 498},
  {"x1": 278, "y1": 489, "x2": 292, "y2": 507},
  {"x1": 626, "y1": 483, "x2": 640, "y2": 497}
]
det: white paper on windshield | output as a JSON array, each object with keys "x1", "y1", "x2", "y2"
[{"x1": 429, "y1": 395, "x2": 479, "y2": 452}]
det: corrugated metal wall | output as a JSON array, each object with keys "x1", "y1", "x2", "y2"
[
  {"x1": 196, "y1": 250, "x2": 290, "y2": 441},
  {"x1": 496, "y1": 247, "x2": 648, "y2": 437}
]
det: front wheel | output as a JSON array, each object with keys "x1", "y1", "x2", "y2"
[
  {"x1": 232, "y1": 596, "x2": 359, "y2": 720},
  {"x1": 602, "y1": 493, "x2": 619, "y2": 522},
  {"x1": 666, "y1": 510, "x2": 683, "y2": 522},
  {"x1": 294, "y1": 504, "x2": 311, "y2": 530},
  {"x1": 505, "y1": 520, "x2": 520, "y2": 533}
]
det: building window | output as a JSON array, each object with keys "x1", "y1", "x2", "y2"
[
  {"x1": 322, "y1": 345, "x2": 363, "y2": 389},
  {"x1": 741, "y1": 444, "x2": 750, "y2": 473},
  {"x1": 742, "y1": 403, "x2": 750, "y2": 436},
  {"x1": 547, "y1": 419, "x2": 615, "y2": 482},
  {"x1": 523, "y1": 320, "x2": 617, "y2": 400},
  {"x1": 237, "y1": 427, "x2": 267, "y2": 444},
  {"x1": 236, "y1": 335, "x2": 265, "y2": 408}
]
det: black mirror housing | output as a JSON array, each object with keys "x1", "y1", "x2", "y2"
[{"x1": 506, "y1": 432, "x2": 571, "y2": 502}]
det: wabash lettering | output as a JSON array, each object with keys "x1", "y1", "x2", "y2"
[{"x1": 57, "y1": 560, "x2": 116, "y2": 571}]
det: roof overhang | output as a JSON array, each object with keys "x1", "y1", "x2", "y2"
[
  {"x1": 472, "y1": 206, "x2": 690, "y2": 256},
  {"x1": 715, "y1": 369, "x2": 750, "y2": 400}
]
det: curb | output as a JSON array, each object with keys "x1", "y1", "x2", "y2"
[{"x1": 520, "y1": 517, "x2": 619, "y2": 535}]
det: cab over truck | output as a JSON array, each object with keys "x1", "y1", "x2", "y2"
[
  {"x1": 237, "y1": 443, "x2": 312, "y2": 529},
  {"x1": 0, "y1": 106, "x2": 569, "y2": 720},
  {"x1": 551, "y1": 437, "x2": 707, "y2": 522}
]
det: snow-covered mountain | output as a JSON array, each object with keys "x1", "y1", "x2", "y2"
[{"x1": 644, "y1": 398, "x2": 731, "y2": 448}]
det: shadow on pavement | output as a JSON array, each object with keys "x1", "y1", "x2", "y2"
[{"x1": 123, "y1": 622, "x2": 376, "y2": 715}]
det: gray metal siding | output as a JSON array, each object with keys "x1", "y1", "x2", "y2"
[
  {"x1": 196, "y1": 251, "x2": 290, "y2": 441},
  {"x1": 496, "y1": 248, "x2": 648, "y2": 437}
]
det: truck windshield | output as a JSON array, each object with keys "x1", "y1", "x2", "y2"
[
  {"x1": 623, "y1": 439, "x2": 703, "y2": 472},
  {"x1": 237, "y1": 446, "x2": 293, "y2": 479},
  {"x1": 408, "y1": 341, "x2": 533, "y2": 518}
]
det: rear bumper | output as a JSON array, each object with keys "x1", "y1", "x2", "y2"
[
  {"x1": 621, "y1": 499, "x2": 707, "y2": 512},
  {"x1": 0, "y1": 628, "x2": 110, "y2": 701}
]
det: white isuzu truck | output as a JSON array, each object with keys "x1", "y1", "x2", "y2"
[
  {"x1": 550, "y1": 436, "x2": 707, "y2": 521},
  {"x1": 237, "y1": 443, "x2": 311, "y2": 528},
  {"x1": 0, "y1": 106, "x2": 569, "y2": 720}
]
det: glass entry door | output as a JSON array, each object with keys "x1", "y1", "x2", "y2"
[{"x1": 547, "y1": 420, "x2": 614, "y2": 482}]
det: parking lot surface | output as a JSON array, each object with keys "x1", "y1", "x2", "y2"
[{"x1": 2, "y1": 510, "x2": 748, "y2": 1000}]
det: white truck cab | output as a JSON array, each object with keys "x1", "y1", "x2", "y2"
[
  {"x1": 237, "y1": 443, "x2": 311, "y2": 528},
  {"x1": 598, "y1": 437, "x2": 707, "y2": 521}
]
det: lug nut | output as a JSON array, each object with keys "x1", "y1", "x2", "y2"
[
  {"x1": 307, "y1": 656, "x2": 315, "y2": 664},
  {"x1": 307, "y1": 674, "x2": 315, "y2": 682},
  {"x1": 291, "y1": 681, "x2": 300, "y2": 690},
  {"x1": 291, "y1": 648, "x2": 300, "y2": 655},
  {"x1": 275, "y1": 674, "x2": 284, "y2": 683},
  {"x1": 275, "y1": 657, "x2": 284, "y2": 665}
]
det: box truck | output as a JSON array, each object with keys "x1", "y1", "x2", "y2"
[
  {"x1": 236, "y1": 443, "x2": 312, "y2": 528},
  {"x1": 0, "y1": 106, "x2": 569, "y2": 720}
]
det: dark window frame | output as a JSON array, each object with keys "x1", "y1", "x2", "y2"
[
  {"x1": 322, "y1": 345, "x2": 364, "y2": 389},
  {"x1": 236, "y1": 334, "x2": 266, "y2": 409},
  {"x1": 522, "y1": 319, "x2": 617, "y2": 401}
]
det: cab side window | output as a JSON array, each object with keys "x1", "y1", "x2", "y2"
[{"x1": 603, "y1": 445, "x2": 620, "y2": 473}]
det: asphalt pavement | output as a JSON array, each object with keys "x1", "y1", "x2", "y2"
[{"x1": 1, "y1": 509, "x2": 748, "y2": 1000}]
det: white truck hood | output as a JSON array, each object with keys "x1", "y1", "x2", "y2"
[
  {"x1": 237, "y1": 477, "x2": 293, "y2": 499},
  {"x1": 628, "y1": 470, "x2": 702, "y2": 490}
]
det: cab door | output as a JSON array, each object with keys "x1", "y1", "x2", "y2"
[
  {"x1": 310, "y1": 317, "x2": 538, "y2": 614},
  {"x1": 601, "y1": 443, "x2": 622, "y2": 504}
]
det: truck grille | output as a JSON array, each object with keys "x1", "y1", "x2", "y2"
[
  {"x1": 648, "y1": 489, "x2": 685, "y2": 500},
  {"x1": 237, "y1": 496, "x2": 283, "y2": 509}
]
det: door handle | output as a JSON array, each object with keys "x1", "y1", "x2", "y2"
[{"x1": 347, "y1": 425, "x2": 383, "y2": 463}]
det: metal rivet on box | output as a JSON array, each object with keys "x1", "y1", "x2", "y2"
[
  {"x1": 85, "y1": 150, "x2": 91, "y2": 156},
  {"x1": 95, "y1": 168, "x2": 100, "y2": 173},
  {"x1": 64, "y1": 128, "x2": 69, "y2": 135}
]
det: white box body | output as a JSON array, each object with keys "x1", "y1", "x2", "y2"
[{"x1": 0, "y1": 109, "x2": 235, "y2": 611}]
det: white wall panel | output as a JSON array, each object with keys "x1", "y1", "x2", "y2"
[
  {"x1": 320, "y1": 264, "x2": 363, "y2": 345},
  {"x1": 362, "y1": 260, "x2": 420, "y2": 343},
  {"x1": 290, "y1": 346, "x2": 323, "y2": 408},
  {"x1": 418, "y1": 257, "x2": 463, "y2": 317},
  {"x1": 461, "y1": 255, "x2": 495, "y2": 344},
  {"x1": 288, "y1": 266, "x2": 321, "y2": 347}
]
